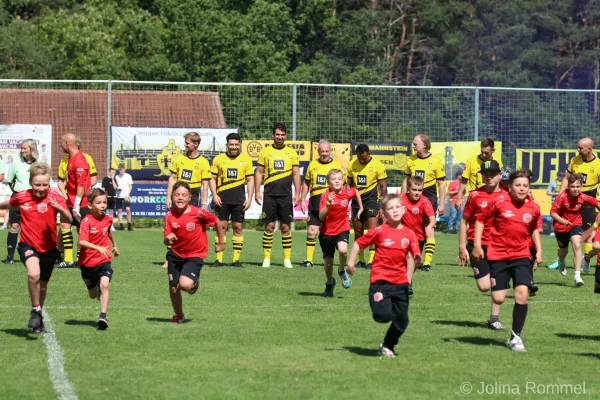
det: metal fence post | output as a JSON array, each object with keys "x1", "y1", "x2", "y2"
[
  {"x1": 106, "y1": 80, "x2": 113, "y2": 172},
  {"x1": 474, "y1": 87, "x2": 479, "y2": 142},
  {"x1": 292, "y1": 84, "x2": 297, "y2": 140}
]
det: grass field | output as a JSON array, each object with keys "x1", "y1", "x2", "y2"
[{"x1": 0, "y1": 229, "x2": 599, "y2": 399}]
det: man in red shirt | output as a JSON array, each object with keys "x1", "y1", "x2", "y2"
[
  {"x1": 551, "y1": 173, "x2": 600, "y2": 286},
  {"x1": 473, "y1": 170, "x2": 542, "y2": 352},
  {"x1": 347, "y1": 194, "x2": 421, "y2": 358},
  {"x1": 317, "y1": 169, "x2": 363, "y2": 296},
  {"x1": 446, "y1": 172, "x2": 463, "y2": 233}
]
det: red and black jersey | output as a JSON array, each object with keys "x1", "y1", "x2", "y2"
[
  {"x1": 9, "y1": 189, "x2": 68, "y2": 253},
  {"x1": 355, "y1": 224, "x2": 421, "y2": 285},
  {"x1": 400, "y1": 193, "x2": 434, "y2": 241},
  {"x1": 551, "y1": 191, "x2": 598, "y2": 233},
  {"x1": 164, "y1": 206, "x2": 218, "y2": 259},
  {"x1": 66, "y1": 151, "x2": 91, "y2": 208},
  {"x1": 78, "y1": 214, "x2": 113, "y2": 268},
  {"x1": 319, "y1": 188, "x2": 355, "y2": 236},
  {"x1": 462, "y1": 187, "x2": 507, "y2": 244}
]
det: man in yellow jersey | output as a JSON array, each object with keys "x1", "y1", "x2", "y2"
[
  {"x1": 299, "y1": 140, "x2": 344, "y2": 267},
  {"x1": 347, "y1": 144, "x2": 388, "y2": 269},
  {"x1": 402, "y1": 134, "x2": 446, "y2": 272},
  {"x1": 209, "y1": 133, "x2": 254, "y2": 268},
  {"x1": 254, "y1": 123, "x2": 301, "y2": 269},
  {"x1": 455, "y1": 138, "x2": 503, "y2": 210},
  {"x1": 562, "y1": 137, "x2": 600, "y2": 279}
]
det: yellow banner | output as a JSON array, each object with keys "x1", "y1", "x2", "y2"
[
  {"x1": 350, "y1": 142, "x2": 411, "y2": 171},
  {"x1": 530, "y1": 189, "x2": 553, "y2": 215},
  {"x1": 311, "y1": 142, "x2": 351, "y2": 172},
  {"x1": 243, "y1": 140, "x2": 312, "y2": 162},
  {"x1": 430, "y1": 141, "x2": 503, "y2": 181},
  {"x1": 515, "y1": 149, "x2": 595, "y2": 186}
]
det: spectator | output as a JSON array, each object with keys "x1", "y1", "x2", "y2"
[{"x1": 447, "y1": 171, "x2": 463, "y2": 233}]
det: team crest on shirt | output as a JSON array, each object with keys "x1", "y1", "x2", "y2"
[
  {"x1": 25, "y1": 250, "x2": 34, "y2": 257},
  {"x1": 373, "y1": 292, "x2": 384, "y2": 302},
  {"x1": 502, "y1": 210, "x2": 515, "y2": 218},
  {"x1": 401, "y1": 238, "x2": 410, "y2": 249},
  {"x1": 523, "y1": 213, "x2": 533, "y2": 223},
  {"x1": 171, "y1": 222, "x2": 180, "y2": 229},
  {"x1": 575, "y1": 204, "x2": 582, "y2": 210},
  {"x1": 341, "y1": 199, "x2": 348, "y2": 207},
  {"x1": 103, "y1": 227, "x2": 109, "y2": 236},
  {"x1": 37, "y1": 203, "x2": 48, "y2": 214},
  {"x1": 412, "y1": 207, "x2": 420, "y2": 215},
  {"x1": 186, "y1": 222, "x2": 196, "y2": 232}
]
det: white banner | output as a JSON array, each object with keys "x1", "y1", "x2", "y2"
[{"x1": 0, "y1": 124, "x2": 53, "y2": 172}]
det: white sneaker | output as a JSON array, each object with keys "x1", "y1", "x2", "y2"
[
  {"x1": 574, "y1": 273, "x2": 584, "y2": 287},
  {"x1": 377, "y1": 343, "x2": 396, "y2": 358},
  {"x1": 0, "y1": 225, "x2": 7, "y2": 230},
  {"x1": 582, "y1": 255, "x2": 590, "y2": 273},
  {"x1": 506, "y1": 332, "x2": 526, "y2": 352},
  {"x1": 559, "y1": 260, "x2": 567, "y2": 277},
  {"x1": 262, "y1": 259, "x2": 271, "y2": 268},
  {"x1": 283, "y1": 259, "x2": 293, "y2": 269},
  {"x1": 110, "y1": 226, "x2": 116, "y2": 232},
  {"x1": 162, "y1": 260, "x2": 168, "y2": 269}
]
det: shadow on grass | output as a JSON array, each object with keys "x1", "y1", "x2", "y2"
[
  {"x1": 146, "y1": 317, "x2": 193, "y2": 324},
  {"x1": 444, "y1": 336, "x2": 506, "y2": 347},
  {"x1": 432, "y1": 320, "x2": 487, "y2": 329},
  {"x1": 0, "y1": 328, "x2": 38, "y2": 340},
  {"x1": 535, "y1": 281, "x2": 570, "y2": 287},
  {"x1": 152, "y1": 262, "x2": 167, "y2": 266},
  {"x1": 298, "y1": 292, "x2": 325, "y2": 297},
  {"x1": 578, "y1": 353, "x2": 600, "y2": 360},
  {"x1": 557, "y1": 333, "x2": 600, "y2": 341},
  {"x1": 344, "y1": 346, "x2": 379, "y2": 357},
  {"x1": 64, "y1": 320, "x2": 97, "y2": 327}
]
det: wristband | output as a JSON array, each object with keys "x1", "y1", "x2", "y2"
[
  {"x1": 74, "y1": 196, "x2": 82, "y2": 208},
  {"x1": 326, "y1": 200, "x2": 332, "y2": 206}
]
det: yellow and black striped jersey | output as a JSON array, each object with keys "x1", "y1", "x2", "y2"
[
  {"x1": 257, "y1": 144, "x2": 299, "y2": 196},
  {"x1": 304, "y1": 158, "x2": 344, "y2": 198},
  {"x1": 404, "y1": 153, "x2": 445, "y2": 204},
  {"x1": 567, "y1": 155, "x2": 600, "y2": 196},
  {"x1": 58, "y1": 153, "x2": 97, "y2": 180},
  {"x1": 210, "y1": 152, "x2": 254, "y2": 204},
  {"x1": 170, "y1": 153, "x2": 211, "y2": 189},
  {"x1": 462, "y1": 154, "x2": 504, "y2": 192},
  {"x1": 348, "y1": 157, "x2": 387, "y2": 205}
]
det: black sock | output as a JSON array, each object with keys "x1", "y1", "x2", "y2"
[
  {"x1": 99, "y1": 312, "x2": 107, "y2": 319},
  {"x1": 489, "y1": 314, "x2": 499, "y2": 323},
  {"x1": 511, "y1": 303, "x2": 528, "y2": 338},
  {"x1": 595, "y1": 266, "x2": 600, "y2": 293},
  {"x1": 6, "y1": 232, "x2": 18, "y2": 259}
]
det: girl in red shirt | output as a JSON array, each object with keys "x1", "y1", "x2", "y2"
[
  {"x1": 0, "y1": 163, "x2": 72, "y2": 333},
  {"x1": 164, "y1": 182, "x2": 225, "y2": 323},
  {"x1": 347, "y1": 194, "x2": 421, "y2": 358},
  {"x1": 318, "y1": 169, "x2": 363, "y2": 297},
  {"x1": 78, "y1": 188, "x2": 120, "y2": 330},
  {"x1": 473, "y1": 170, "x2": 542, "y2": 352}
]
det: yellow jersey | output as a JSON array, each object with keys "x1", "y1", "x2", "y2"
[
  {"x1": 567, "y1": 155, "x2": 600, "y2": 195},
  {"x1": 304, "y1": 158, "x2": 344, "y2": 198},
  {"x1": 210, "y1": 152, "x2": 254, "y2": 204},
  {"x1": 462, "y1": 154, "x2": 504, "y2": 192},
  {"x1": 404, "y1": 153, "x2": 445, "y2": 204},
  {"x1": 170, "y1": 153, "x2": 211, "y2": 189},
  {"x1": 257, "y1": 144, "x2": 299, "y2": 196},
  {"x1": 348, "y1": 157, "x2": 387, "y2": 206},
  {"x1": 58, "y1": 153, "x2": 97, "y2": 180}
]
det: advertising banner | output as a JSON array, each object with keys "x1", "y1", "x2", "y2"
[
  {"x1": 0, "y1": 124, "x2": 53, "y2": 169},
  {"x1": 516, "y1": 149, "x2": 583, "y2": 186},
  {"x1": 311, "y1": 142, "x2": 351, "y2": 172},
  {"x1": 350, "y1": 142, "x2": 411, "y2": 171},
  {"x1": 430, "y1": 141, "x2": 503, "y2": 181}
]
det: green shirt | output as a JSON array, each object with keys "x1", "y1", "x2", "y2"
[{"x1": 6, "y1": 157, "x2": 35, "y2": 192}]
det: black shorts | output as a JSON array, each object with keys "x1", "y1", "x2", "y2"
[
  {"x1": 115, "y1": 198, "x2": 131, "y2": 209},
  {"x1": 8, "y1": 204, "x2": 21, "y2": 225},
  {"x1": 107, "y1": 196, "x2": 116, "y2": 211},
  {"x1": 18, "y1": 242, "x2": 60, "y2": 283},
  {"x1": 307, "y1": 195, "x2": 322, "y2": 227},
  {"x1": 80, "y1": 262, "x2": 114, "y2": 290},
  {"x1": 466, "y1": 241, "x2": 490, "y2": 279},
  {"x1": 69, "y1": 206, "x2": 91, "y2": 229},
  {"x1": 369, "y1": 281, "x2": 410, "y2": 324},
  {"x1": 166, "y1": 250, "x2": 203, "y2": 286},
  {"x1": 489, "y1": 258, "x2": 534, "y2": 291},
  {"x1": 216, "y1": 203, "x2": 245, "y2": 223},
  {"x1": 582, "y1": 202, "x2": 597, "y2": 230},
  {"x1": 319, "y1": 231, "x2": 349, "y2": 258},
  {"x1": 262, "y1": 195, "x2": 293, "y2": 225},
  {"x1": 555, "y1": 225, "x2": 584, "y2": 249},
  {"x1": 352, "y1": 203, "x2": 379, "y2": 225},
  {"x1": 189, "y1": 187, "x2": 202, "y2": 206}
]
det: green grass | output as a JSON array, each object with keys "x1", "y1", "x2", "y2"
[{"x1": 0, "y1": 230, "x2": 599, "y2": 399}]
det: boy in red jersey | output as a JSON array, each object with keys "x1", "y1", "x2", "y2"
[
  {"x1": 458, "y1": 160, "x2": 507, "y2": 330},
  {"x1": 164, "y1": 182, "x2": 225, "y2": 323},
  {"x1": 551, "y1": 173, "x2": 600, "y2": 287},
  {"x1": 78, "y1": 188, "x2": 120, "y2": 330},
  {"x1": 318, "y1": 169, "x2": 363, "y2": 296},
  {"x1": 347, "y1": 194, "x2": 421, "y2": 358},
  {"x1": 473, "y1": 170, "x2": 542, "y2": 352},
  {"x1": 0, "y1": 163, "x2": 72, "y2": 332}
]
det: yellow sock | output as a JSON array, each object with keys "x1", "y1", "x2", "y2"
[
  {"x1": 61, "y1": 228, "x2": 74, "y2": 263},
  {"x1": 584, "y1": 242, "x2": 593, "y2": 255},
  {"x1": 282, "y1": 234, "x2": 292, "y2": 260},
  {"x1": 368, "y1": 248, "x2": 375, "y2": 263},
  {"x1": 215, "y1": 235, "x2": 226, "y2": 262},
  {"x1": 424, "y1": 237, "x2": 436, "y2": 266},
  {"x1": 306, "y1": 237, "x2": 316, "y2": 263},
  {"x1": 263, "y1": 232, "x2": 273, "y2": 259},
  {"x1": 232, "y1": 235, "x2": 244, "y2": 262}
]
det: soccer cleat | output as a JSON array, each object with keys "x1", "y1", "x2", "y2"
[
  {"x1": 408, "y1": 283, "x2": 413, "y2": 296},
  {"x1": 298, "y1": 260, "x2": 313, "y2": 268},
  {"x1": 262, "y1": 259, "x2": 271, "y2": 268},
  {"x1": 582, "y1": 255, "x2": 591, "y2": 273},
  {"x1": 162, "y1": 260, "x2": 168, "y2": 269},
  {"x1": 97, "y1": 317, "x2": 109, "y2": 330},
  {"x1": 421, "y1": 264, "x2": 432, "y2": 272},
  {"x1": 547, "y1": 259, "x2": 560, "y2": 270},
  {"x1": 574, "y1": 274, "x2": 584, "y2": 287},
  {"x1": 188, "y1": 282, "x2": 199, "y2": 295},
  {"x1": 338, "y1": 269, "x2": 352, "y2": 289},
  {"x1": 283, "y1": 259, "x2": 293, "y2": 269},
  {"x1": 28, "y1": 310, "x2": 43, "y2": 331},
  {"x1": 559, "y1": 260, "x2": 567, "y2": 277},
  {"x1": 487, "y1": 320, "x2": 505, "y2": 331},
  {"x1": 356, "y1": 261, "x2": 367, "y2": 269},
  {"x1": 595, "y1": 281, "x2": 600, "y2": 294},
  {"x1": 232, "y1": 261, "x2": 243, "y2": 268},
  {"x1": 55, "y1": 260, "x2": 77, "y2": 269},
  {"x1": 4, "y1": 258, "x2": 14, "y2": 265},
  {"x1": 506, "y1": 332, "x2": 526, "y2": 352},
  {"x1": 529, "y1": 284, "x2": 539, "y2": 297},
  {"x1": 211, "y1": 261, "x2": 224, "y2": 267},
  {"x1": 127, "y1": 225, "x2": 134, "y2": 231},
  {"x1": 365, "y1": 263, "x2": 372, "y2": 270},
  {"x1": 170, "y1": 315, "x2": 185, "y2": 324},
  {"x1": 0, "y1": 225, "x2": 6, "y2": 230},
  {"x1": 110, "y1": 226, "x2": 116, "y2": 232},
  {"x1": 323, "y1": 278, "x2": 336, "y2": 297},
  {"x1": 377, "y1": 343, "x2": 397, "y2": 358}
]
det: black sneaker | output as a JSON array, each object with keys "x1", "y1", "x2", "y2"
[
  {"x1": 356, "y1": 261, "x2": 367, "y2": 269},
  {"x1": 28, "y1": 310, "x2": 42, "y2": 331},
  {"x1": 4, "y1": 258, "x2": 14, "y2": 264},
  {"x1": 56, "y1": 260, "x2": 77, "y2": 269},
  {"x1": 529, "y1": 284, "x2": 539, "y2": 297},
  {"x1": 97, "y1": 317, "x2": 109, "y2": 330},
  {"x1": 323, "y1": 278, "x2": 336, "y2": 297},
  {"x1": 408, "y1": 283, "x2": 414, "y2": 296},
  {"x1": 232, "y1": 261, "x2": 243, "y2": 268},
  {"x1": 211, "y1": 261, "x2": 224, "y2": 267},
  {"x1": 298, "y1": 260, "x2": 313, "y2": 267},
  {"x1": 127, "y1": 225, "x2": 134, "y2": 231},
  {"x1": 420, "y1": 264, "x2": 431, "y2": 272}
]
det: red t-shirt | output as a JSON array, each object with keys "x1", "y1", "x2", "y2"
[
  {"x1": 448, "y1": 179, "x2": 460, "y2": 205},
  {"x1": 462, "y1": 187, "x2": 507, "y2": 244},
  {"x1": 164, "y1": 206, "x2": 218, "y2": 259},
  {"x1": 9, "y1": 189, "x2": 68, "y2": 253},
  {"x1": 78, "y1": 214, "x2": 113, "y2": 268},
  {"x1": 478, "y1": 197, "x2": 541, "y2": 261},
  {"x1": 400, "y1": 193, "x2": 434, "y2": 241},
  {"x1": 356, "y1": 224, "x2": 421, "y2": 284},
  {"x1": 66, "y1": 151, "x2": 91, "y2": 208},
  {"x1": 319, "y1": 188, "x2": 356, "y2": 236},
  {"x1": 551, "y1": 191, "x2": 598, "y2": 233}
]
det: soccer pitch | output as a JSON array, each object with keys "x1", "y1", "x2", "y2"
[{"x1": 0, "y1": 230, "x2": 598, "y2": 399}]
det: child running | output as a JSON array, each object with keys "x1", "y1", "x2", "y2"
[
  {"x1": 472, "y1": 170, "x2": 542, "y2": 352},
  {"x1": 0, "y1": 163, "x2": 72, "y2": 332},
  {"x1": 318, "y1": 169, "x2": 363, "y2": 297},
  {"x1": 78, "y1": 188, "x2": 120, "y2": 330},
  {"x1": 347, "y1": 194, "x2": 421, "y2": 358},
  {"x1": 164, "y1": 182, "x2": 225, "y2": 323}
]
